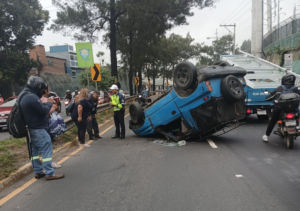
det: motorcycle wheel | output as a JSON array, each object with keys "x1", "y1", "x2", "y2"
[{"x1": 286, "y1": 134, "x2": 294, "y2": 149}]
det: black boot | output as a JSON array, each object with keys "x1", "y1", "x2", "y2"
[
  {"x1": 94, "y1": 134, "x2": 102, "y2": 139},
  {"x1": 111, "y1": 135, "x2": 120, "y2": 139},
  {"x1": 89, "y1": 136, "x2": 97, "y2": 140}
]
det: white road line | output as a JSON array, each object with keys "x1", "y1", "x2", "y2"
[{"x1": 207, "y1": 139, "x2": 218, "y2": 149}]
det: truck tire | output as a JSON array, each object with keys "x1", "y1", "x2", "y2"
[
  {"x1": 221, "y1": 75, "x2": 244, "y2": 103},
  {"x1": 174, "y1": 62, "x2": 197, "y2": 89},
  {"x1": 129, "y1": 102, "x2": 144, "y2": 125}
]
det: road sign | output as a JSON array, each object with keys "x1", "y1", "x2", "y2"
[
  {"x1": 148, "y1": 81, "x2": 151, "y2": 87},
  {"x1": 91, "y1": 64, "x2": 101, "y2": 81},
  {"x1": 75, "y1": 42, "x2": 94, "y2": 68},
  {"x1": 166, "y1": 82, "x2": 169, "y2": 87},
  {"x1": 135, "y1": 77, "x2": 140, "y2": 86}
]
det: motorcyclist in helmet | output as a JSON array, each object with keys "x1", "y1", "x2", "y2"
[
  {"x1": 262, "y1": 74, "x2": 300, "y2": 142},
  {"x1": 19, "y1": 76, "x2": 64, "y2": 180},
  {"x1": 64, "y1": 90, "x2": 72, "y2": 101},
  {"x1": 74, "y1": 90, "x2": 79, "y2": 96}
]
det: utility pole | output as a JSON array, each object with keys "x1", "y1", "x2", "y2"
[{"x1": 220, "y1": 24, "x2": 236, "y2": 54}]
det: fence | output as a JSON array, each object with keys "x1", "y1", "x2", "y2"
[{"x1": 263, "y1": 14, "x2": 300, "y2": 52}]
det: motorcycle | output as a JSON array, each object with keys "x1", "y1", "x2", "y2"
[
  {"x1": 136, "y1": 94, "x2": 152, "y2": 107},
  {"x1": 64, "y1": 99, "x2": 71, "y2": 116},
  {"x1": 273, "y1": 92, "x2": 300, "y2": 149}
]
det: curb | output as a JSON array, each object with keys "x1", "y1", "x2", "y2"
[{"x1": 0, "y1": 140, "x2": 77, "y2": 193}]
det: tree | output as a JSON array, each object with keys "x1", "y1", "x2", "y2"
[
  {"x1": 49, "y1": 0, "x2": 217, "y2": 83},
  {"x1": 240, "y1": 39, "x2": 251, "y2": 53},
  {"x1": 78, "y1": 66, "x2": 115, "y2": 91},
  {"x1": 196, "y1": 35, "x2": 234, "y2": 66},
  {"x1": 96, "y1": 51, "x2": 105, "y2": 65},
  {"x1": 0, "y1": 0, "x2": 49, "y2": 93}
]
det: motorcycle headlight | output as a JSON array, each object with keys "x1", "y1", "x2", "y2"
[
  {"x1": 65, "y1": 102, "x2": 69, "y2": 104},
  {"x1": 139, "y1": 95, "x2": 142, "y2": 98}
]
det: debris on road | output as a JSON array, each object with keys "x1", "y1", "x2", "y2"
[{"x1": 152, "y1": 140, "x2": 186, "y2": 147}]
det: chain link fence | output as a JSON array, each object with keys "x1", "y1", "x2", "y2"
[{"x1": 263, "y1": 14, "x2": 300, "y2": 52}]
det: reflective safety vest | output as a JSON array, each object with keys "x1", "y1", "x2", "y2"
[{"x1": 111, "y1": 94, "x2": 123, "y2": 111}]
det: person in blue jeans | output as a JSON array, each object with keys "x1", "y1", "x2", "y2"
[
  {"x1": 19, "y1": 76, "x2": 64, "y2": 180},
  {"x1": 71, "y1": 88, "x2": 92, "y2": 147}
]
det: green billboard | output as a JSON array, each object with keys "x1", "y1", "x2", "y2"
[{"x1": 75, "y1": 42, "x2": 94, "y2": 68}]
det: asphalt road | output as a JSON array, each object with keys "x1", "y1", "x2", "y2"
[
  {"x1": 1, "y1": 114, "x2": 300, "y2": 211},
  {"x1": 0, "y1": 101, "x2": 68, "y2": 141}
]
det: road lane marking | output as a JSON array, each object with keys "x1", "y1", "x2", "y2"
[
  {"x1": 0, "y1": 113, "x2": 130, "y2": 206},
  {"x1": 0, "y1": 178, "x2": 37, "y2": 206},
  {"x1": 207, "y1": 139, "x2": 218, "y2": 149}
]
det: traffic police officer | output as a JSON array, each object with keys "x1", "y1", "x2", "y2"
[{"x1": 110, "y1": 84, "x2": 126, "y2": 139}]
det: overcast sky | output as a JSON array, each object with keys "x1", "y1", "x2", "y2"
[{"x1": 37, "y1": 0, "x2": 298, "y2": 64}]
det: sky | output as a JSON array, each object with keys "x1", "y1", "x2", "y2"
[{"x1": 37, "y1": 0, "x2": 299, "y2": 64}]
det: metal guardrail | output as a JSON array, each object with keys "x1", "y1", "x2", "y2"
[{"x1": 64, "y1": 90, "x2": 168, "y2": 130}]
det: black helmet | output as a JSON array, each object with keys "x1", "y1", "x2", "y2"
[
  {"x1": 26, "y1": 76, "x2": 48, "y2": 98},
  {"x1": 282, "y1": 74, "x2": 296, "y2": 86}
]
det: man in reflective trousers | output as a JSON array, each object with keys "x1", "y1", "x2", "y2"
[{"x1": 110, "y1": 84, "x2": 126, "y2": 139}]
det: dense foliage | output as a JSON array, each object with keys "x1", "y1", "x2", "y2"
[{"x1": 0, "y1": 0, "x2": 49, "y2": 85}]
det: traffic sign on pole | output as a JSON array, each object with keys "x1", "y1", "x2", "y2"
[
  {"x1": 135, "y1": 77, "x2": 140, "y2": 86},
  {"x1": 91, "y1": 64, "x2": 101, "y2": 82}
]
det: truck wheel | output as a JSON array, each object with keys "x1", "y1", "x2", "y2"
[
  {"x1": 129, "y1": 102, "x2": 144, "y2": 125},
  {"x1": 174, "y1": 62, "x2": 197, "y2": 89},
  {"x1": 221, "y1": 75, "x2": 244, "y2": 103},
  {"x1": 257, "y1": 115, "x2": 269, "y2": 121},
  {"x1": 286, "y1": 134, "x2": 294, "y2": 149}
]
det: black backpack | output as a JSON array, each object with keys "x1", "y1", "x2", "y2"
[{"x1": 7, "y1": 92, "x2": 30, "y2": 138}]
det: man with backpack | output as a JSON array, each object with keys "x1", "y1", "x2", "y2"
[
  {"x1": 18, "y1": 76, "x2": 64, "y2": 180},
  {"x1": 262, "y1": 74, "x2": 300, "y2": 142}
]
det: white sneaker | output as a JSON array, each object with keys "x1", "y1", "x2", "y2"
[
  {"x1": 52, "y1": 162, "x2": 61, "y2": 169},
  {"x1": 262, "y1": 135, "x2": 268, "y2": 142},
  {"x1": 79, "y1": 144, "x2": 90, "y2": 148}
]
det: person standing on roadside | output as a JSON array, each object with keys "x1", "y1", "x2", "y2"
[
  {"x1": 87, "y1": 90, "x2": 102, "y2": 140},
  {"x1": 110, "y1": 85, "x2": 126, "y2": 139},
  {"x1": 20, "y1": 76, "x2": 64, "y2": 180},
  {"x1": 40, "y1": 88, "x2": 62, "y2": 169},
  {"x1": 71, "y1": 88, "x2": 92, "y2": 147}
]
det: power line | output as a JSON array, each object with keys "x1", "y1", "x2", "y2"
[
  {"x1": 221, "y1": 0, "x2": 250, "y2": 24},
  {"x1": 225, "y1": 1, "x2": 252, "y2": 24}
]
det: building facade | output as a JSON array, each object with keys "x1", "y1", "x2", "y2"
[
  {"x1": 29, "y1": 45, "x2": 67, "y2": 74},
  {"x1": 46, "y1": 45, "x2": 83, "y2": 78}
]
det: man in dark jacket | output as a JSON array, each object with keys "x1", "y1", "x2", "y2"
[
  {"x1": 19, "y1": 76, "x2": 64, "y2": 180},
  {"x1": 87, "y1": 90, "x2": 102, "y2": 140},
  {"x1": 262, "y1": 74, "x2": 300, "y2": 142}
]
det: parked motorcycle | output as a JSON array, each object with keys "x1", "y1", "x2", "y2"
[
  {"x1": 64, "y1": 99, "x2": 71, "y2": 116},
  {"x1": 273, "y1": 92, "x2": 300, "y2": 149}
]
